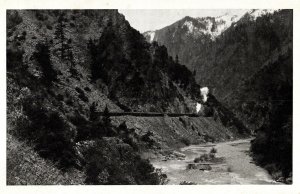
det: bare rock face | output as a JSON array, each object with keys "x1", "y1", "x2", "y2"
[
  {"x1": 173, "y1": 151, "x2": 186, "y2": 159},
  {"x1": 163, "y1": 151, "x2": 186, "y2": 161},
  {"x1": 187, "y1": 163, "x2": 212, "y2": 171},
  {"x1": 111, "y1": 115, "x2": 244, "y2": 150}
]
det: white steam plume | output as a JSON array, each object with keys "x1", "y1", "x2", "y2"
[
  {"x1": 196, "y1": 102, "x2": 202, "y2": 113},
  {"x1": 200, "y1": 87, "x2": 209, "y2": 103}
]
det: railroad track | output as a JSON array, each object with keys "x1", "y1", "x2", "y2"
[{"x1": 96, "y1": 112, "x2": 200, "y2": 117}]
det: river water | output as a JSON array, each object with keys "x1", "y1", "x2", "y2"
[{"x1": 151, "y1": 139, "x2": 280, "y2": 184}]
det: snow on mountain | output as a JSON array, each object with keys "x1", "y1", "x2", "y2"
[
  {"x1": 143, "y1": 9, "x2": 279, "y2": 42},
  {"x1": 248, "y1": 9, "x2": 279, "y2": 20},
  {"x1": 180, "y1": 9, "x2": 279, "y2": 40},
  {"x1": 181, "y1": 11, "x2": 247, "y2": 40},
  {"x1": 212, "y1": 12, "x2": 244, "y2": 37},
  {"x1": 143, "y1": 31, "x2": 156, "y2": 42},
  {"x1": 183, "y1": 20, "x2": 195, "y2": 34}
]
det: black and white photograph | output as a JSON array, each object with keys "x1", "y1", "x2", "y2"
[{"x1": 2, "y1": 0, "x2": 298, "y2": 193}]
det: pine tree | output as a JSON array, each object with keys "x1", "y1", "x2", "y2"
[
  {"x1": 33, "y1": 39, "x2": 57, "y2": 85},
  {"x1": 102, "y1": 105, "x2": 116, "y2": 136},
  {"x1": 89, "y1": 102, "x2": 98, "y2": 121},
  {"x1": 103, "y1": 105, "x2": 111, "y2": 126},
  {"x1": 87, "y1": 38, "x2": 99, "y2": 81},
  {"x1": 54, "y1": 13, "x2": 67, "y2": 60},
  {"x1": 66, "y1": 39, "x2": 74, "y2": 66},
  {"x1": 175, "y1": 54, "x2": 179, "y2": 64}
]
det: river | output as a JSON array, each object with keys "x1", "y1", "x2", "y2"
[{"x1": 151, "y1": 138, "x2": 280, "y2": 184}]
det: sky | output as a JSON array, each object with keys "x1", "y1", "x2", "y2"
[{"x1": 119, "y1": 9, "x2": 248, "y2": 33}]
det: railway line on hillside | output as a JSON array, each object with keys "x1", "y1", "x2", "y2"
[{"x1": 97, "y1": 112, "x2": 201, "y2": 117}]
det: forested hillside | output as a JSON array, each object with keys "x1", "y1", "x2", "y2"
[
  {"x1": 7, "y1": 10, "x2": 248, "y2": 185},
  {"x1": 144, "y1": 10, "x2": 292, "y2": 102},
  {"x1": 195, "y1": 10, "x2": 292, "y2": 101},
  {"x1": 143, "y1": 9, "x2": 293, "y2": 183}
]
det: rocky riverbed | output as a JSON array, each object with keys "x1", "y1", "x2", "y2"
[{"x1": 151, "y1": 139, "x2": 280, "y2": 184}]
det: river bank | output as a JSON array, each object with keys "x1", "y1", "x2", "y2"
[{"x1": 151, "y1": 138, "x2": 280, "y2": 184}]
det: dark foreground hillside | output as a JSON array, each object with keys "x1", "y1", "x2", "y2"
[
  {"x1": 6, "y1": 10, "x2": 248, "y2": 185},
  {"x1": 247, "y1": 49, "x2": 292, "y2": 183}
]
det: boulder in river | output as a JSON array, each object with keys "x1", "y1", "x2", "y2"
[
  {"x1": 187, "y1": 163, "x2": 212, "y2": 170},
  {"x1": 198, "y1": 164, "x2": 212, "y2": 171},
  {"x1": 162, "y1": 151, "x2": 186, "y2": 161},
  {"x1": 173, "y1": 151, "x2": 186, "y2": 158}
]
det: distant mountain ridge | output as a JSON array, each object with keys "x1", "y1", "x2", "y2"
[
  {"x1": 144, "y1": 12, "x2": 243, "y2": 42},
  {"x1": 143, "y1": 9, "x2": 278, "y2": 42},
  {"x1": 142, "y1": 9, "x2": 290, "y2": 101},
  {"x1": 143, "y1": 9, "x2": 293, "y2": 182},
  {"x1": 142, "y1": 8, "x2": 292, "y2": 131}
]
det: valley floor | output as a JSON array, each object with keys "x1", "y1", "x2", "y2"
[{"x1": 151, "y1": 138, "x2": 280, "y2": 184}]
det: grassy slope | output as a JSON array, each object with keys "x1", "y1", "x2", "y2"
[{"x1": 7, "y1": 133, "x2": 85, "y2": 185}]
